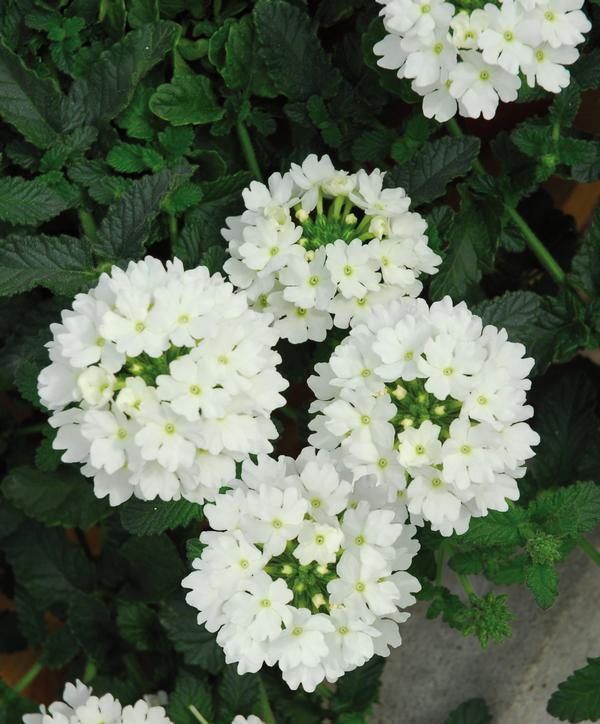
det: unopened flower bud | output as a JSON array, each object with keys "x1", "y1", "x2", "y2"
[
  {"x1": 392, "y1": 385, "x2": 407, "y2": 401},
  {"x1": 400, "y1": 417, "x2": 414, "y2": 429},
  {"x1": 345, "y1": 213, "x2": 358, "y2": 225},
  {"x1": 295, "y1": 208, "x2": 309, "y2": 223},
  {"x1": 369, "y1": 216, "x2": 388, "y2": 239},
  {"x1": 304, "y1": 250, "x2": 315, "y2": 262}
]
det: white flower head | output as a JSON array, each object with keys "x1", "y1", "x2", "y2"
[
  {"x1": 183, "y1": 449, "x2": 420, "y2": 691},
  {"x1": 373, "y1": 0, "x2": 590, "y2": 119},
  {"x1": 308, "y1": 296, "x2": 539, "y2": 535},
  {"x1": 38, "y1": 257, "x2": 287, "y2": 506},
  {"x1": 222, "y1": 155, "x2": 440, "y2": 342}
]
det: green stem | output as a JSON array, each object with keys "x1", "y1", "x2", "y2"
[
  {"x1": 236, "y1": 120, "x2": 263, "y2": 181},
  {"x1": 316, "y1": 682, "x2": 335, "y2": 700},
  {"x1": 76, "y1": 529, "x2": 93, "y2": 559},
  {"x1": 457, "y1": 572, "x2": 475, "y2": 598},
  {"x1": 79, "y1": 208, "x2": 98, "y2": 242},
  {"x1": 83, "y1": 659, "x2": 97, "y2": 684},
  {"x1": 579, "y1": 536, "x2": 600, "y2": 568},
  {"x1": 14, "y1": 660, "x2": 43, "y2": 693},
  {"x1": 188, "y1": 704, "x2": 211, "y2": 724},
  {"x1": 168, "y1": 214, "x2": 178, "y2": 248},
  {"x1": 16, "y1": 422, "x2": 47, "y2": 436},
  {"x1": 258, "y1": 675, "x2": 276, "y2": 724},
  {"x1": 446, "y1": 117, "x2": 567, "y2": 287},
  {"x1": 214, "y1": 0, "x2": 222, "y2": 21},
  {"x1": 505, "y1": 206, "x2": 566, "y2": 285},
  {"x1": 435, "y1": 545, "x2": 446, "y2": 586}
]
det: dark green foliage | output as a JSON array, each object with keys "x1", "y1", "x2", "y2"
[
  {"x1": 0, "y1": 2, "x2": 598, "y2": 722},
  {"x1": 547, "y1": 657, "x2": 600, "y2": 722}
]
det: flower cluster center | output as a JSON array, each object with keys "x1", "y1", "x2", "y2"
[{"x1": 387, "y1": 378, "x2": 462, "y2": 439}]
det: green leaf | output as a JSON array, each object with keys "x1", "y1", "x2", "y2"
[
  {"x1": 2, "y1": 466, "x2": 112, "y2": 529},
  {"x1": 0, "y1": 177, "x2": 68, "y2": 225},
  {"x1": 443, "y1": 698, "x2": 492, "y2": 724},
  {"x1": 149, "y1": 74, "x2": 224, "y2": 126},
  {"x1": 158, "y1": 126, "x2": 194, "y2": 160},
  {"x1": 459, "y1": 508, "x2": 528, "y2": 548},
  {"x1": 388, "y1": 136, "x2": 481, "y2": 206},
  {"x1": 127, "y1": 0, "x2": 159, "y2": 28},
  {"x1": 429, "y1": 192, "x2": 497, "y2": 302},
  {"x1": 547, "y1": 657, "x2": 600, "y2": 722},
  {"x1": 549, "y1": 82, "x2": 581, "y2": 129},
  {"x1": 0, "y1": 234, "x2": 95, "y2": 297},
  {"x1": 525, "y1": 563, "x2": 558, "y2": 609},
  {"x1": 68, "y1": 593, "x2": 113, "y2": 665},
  {"x1": 352, "y1": 127, "x2": 394, "y2": 164},
  {"x1": 122, "y1": 535, "x2": 186, "y2": 601},
  {"x1": 40, "y1": 626, "x2": 80, "y2": 669},
  {"x1": 119, "y1": 498, "x2": 203, "y2": 536},
  {"x1": 331, "y1": 657, "x2": 385, "y2": 715},
  {"x1": 66, "y1": 21, "x2": 179, "y2": 127},
  {"x1": 107, "y1": 142, "x2": 151, "y2": 173},
  {"x1": 160, "y1": 595, "x2": 225, "y2": 671},
  {"x1": 94, "y1": 169, "x2": 181, "y2": 259},
  {"x1": 116, "y1": 600, "x2": 163, "y2": 651},
  {"x1": 3, "y1": 522, "x2": 94, "y2": 608},
  {"x1": 473, "y1": 291, "x2": 576, "y2": 374},
  {"x1": 529, "y1": 370, "x2": 598, "y2": 488},
  {"x1": 168, "y1": 671, "x2": 214, "y2": 724},
  {"x1": 572, "y1": 49, "x2": 600, "y2": 91},
  {"x1": 0, "y1": 40, "x2": 63, "y2": 147},
  {"x1": 217, "y1": 667, "x2": 259, "y2": 723},
  {"x1": 222, "y1": 15, "x2": 277, "y2": 98},
  {"x1": 163, "y1": 182, "x2": 204, "y2": 214},
  {"x1": 253, "y1": 0, "x2": 341, "y2": 101},
  {"x1": 572, "y1": 201, "x2": 600, "y2": 295},
  {"x1": 528, "y1": 481, "x2": 600, "y2": 538}
]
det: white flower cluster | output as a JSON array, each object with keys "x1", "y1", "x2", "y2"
[
  {"x1": 308, "y1": 297, "x2": 540, "y2": 535},
  {"x1": 374, "y1": 0, "x2": 591, "y2": 121},
  {"x1": 183, "y1": 449, "x2": 420, "y2": 692},
  {"x1": 23, "y1": 680, "x2": 171, "y2": 724},
  {"x1": 222, "y1": 154, "x2": 441, "y2": 343},
  {"x1": 37, "y1": 257, "x2": 287, "y2": 506}
]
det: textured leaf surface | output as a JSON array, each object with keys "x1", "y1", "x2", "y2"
[
  {"x1": 389, "y1": 136, "x2": 481, "y2": 206},
  {"x1": 67, "y1": 21, "x2": 179, "y2": 127},
  {"x1": 0, "y1": 41, "x2": 63, "y2": 147},
  {"x1": 119, "y1": 498, "x2": 203, "y2": 536},
  {"x1": 525, "y1": 563, "x2": 558, "y2": 609},
  {"x1": 0, "y1": 177, "x2": 68, "y2": 225},
  {"x1": 254, "y1": 0, "x2": 340, "y2": 101},
  {"x1": 547, "y1": 657, "x2": 600, "y2": 722},
  {"x1": 150, "y1": 74, "x2": 223, "y2": 125},
  {"x1": 95, "y1": 169, "x2": 180, "y2": 259},
  {"x1": 2, "y1": 466, "x2": 112, "y2": 529},
  {"x1": 0, "y1": 234, "x2": 95, "y2": 296},
  {"x1": 444, "y1": 698, "x2": 492, "y2": 724}
]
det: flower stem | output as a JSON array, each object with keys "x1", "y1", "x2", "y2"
[
  {"x1": 168, "y1": 214, "x2": 178, "y2": 248},
  {"x1": 79, "y1": 208, "x2": 98, "y2": 242},
  {"x1": 435, "y1": 546, "x2": 446, "y2": 586},
  {"x1": 188, "y1": 704, "x2": 211, "y2": 724},
  {"x1": 258, "y1": 675, "x2": 276, "y2": 724},
  {"x1": 236, "y1": 120, "x2": 263, "y2": 181},
  {"x1": 316, "y1": 682, "x2": 335, "y2": 699},
  {"x1": 14, "y1": 660, "x2": 43, "y2": 694},
  {"x1": 457, "y1": 572, "x2": 475, "y2": 598},
  {"x1": 446, "y1": 117, "x2": 567, "y2": 287},
  {"x1": 83, "y1": 659, "x2": 97, "y2": 684},
  {"x1": 579, "y1": 536, "x2": 600, "y2": 568}
]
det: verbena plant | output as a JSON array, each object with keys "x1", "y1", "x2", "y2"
[{"x1": 1, "y1": 1, "x2": 600, "y2": 723}]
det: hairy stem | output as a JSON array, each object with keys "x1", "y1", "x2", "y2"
[
  {"x1": 579, "y1": 536, "x2": 600, "y2": 568},
  {"x1": 258, "y1": 675, "x2": 276, "y2": 724},
  {"x1": 446, "y1": 117, "x2": 567, "y2": 287},
  {"x1": 316, "y1": 681, "x2": 335, "y2": 699},
  {"x1": 14, "y1": 660, "x2": 43, "y2": 693},
  {"x1": 236, "y1": 120, "x2": 263, "y2": 181}
]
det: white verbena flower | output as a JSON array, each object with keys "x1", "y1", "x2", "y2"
[
  {"x1": 183, "y1": 449, "x2": 420, "y2": 692},
  {"x1": 308, "y1": 296, "x2": 540, "y2": 535},
  {"x1": 373, "y1": 0, "x2": 591, "y2": 119},
  {"x1": 23, "y1": 681, "x2": 173, "y2": 724},
  {"x1": 38, "y1": 257, "x2": 287, "y2": 506},
  {"x1": 222, "y1": 155, "x2": 440, "y2": 343}
]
